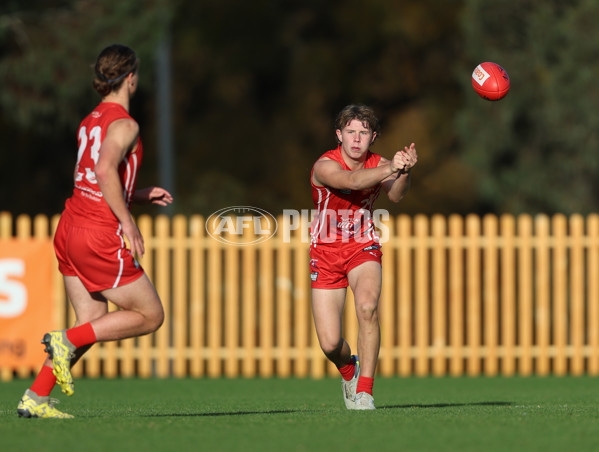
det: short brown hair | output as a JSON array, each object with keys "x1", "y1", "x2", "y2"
[
  {"x1": 334, "y1": 104, "x2": 380, "y2": 143},
  {"x1": 92, "y1": 44, "x2": 139, "y2": 97}
]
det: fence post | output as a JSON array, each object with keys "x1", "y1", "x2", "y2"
[
  {"x1": 570, "y1": 214, "x2": 585, "y2": 375},
  {"x1": 518, "y1": 214, "x2": 533, "y2": 376},
  {"x1": 553, "y1": 214, "x2": 568, "y2": 376},
  {"x1": 276, "y1": 215, "x2": 292, "y2": 377},
  {"x1": 449, "y1": 214, "x2": 464, "y2": 376},
  {"x1": 240, "y1": 225, "x2": 257, "y2": 377},
  {"x1": 500, "y1": 214, "x2": 516, "y2": 375},
  {"x1": 259, "y1": 235, "x2": 274, "y2": 377},
  {"x1": 588, "y1": 214, "x2": 599, "y2": 375},
  {"x1": 155, "y1": 215, "x2": 171, "y2": 378},
  {"x1": 189, "y1": 215, "x2": 206, "y2": 377},
  {"x1": 483, "y1": 214, "x2": 498, "y2": 376},
  {"x1": 535, "y1": 214, "x2": 551, "y2": 375},
  {"x1": 397, "y1": 214, "x2": 413, "y2": 376},
  {"x1": 293, "y1": 217, "x2": 310, "y2": 378},
  {"x1": 173, "y1": 215, "x2": 189, "y2": 377},
  {"x1": 206, "y1": 221, "x2": 223, "y2": 377},
  {"x1": 223, "y1": 228, "x2": 240, "y2": 378},
  {"x1": 380, "y1": 215, "x2": 395, "y2": 377},
  {"x1": 466, "y1": 214, "x2": 481, "y2": 376},
  {"x1": 431, "y1": 215, "x2": 447, "y2": 377},
  {"x1": 137, "y1": 214, "x2": 154, "y2": 377},
  {"x1": 414, "y1": 214, "x2": 429, "y2": 376}
]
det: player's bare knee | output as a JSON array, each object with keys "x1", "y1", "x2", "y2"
[
  {"x1": 320, "y1": 337, "x2": 343, "y2": 357},
  {"x1": 143, "y1": 305, "x2": 164, "y2": 333},
  {"x1": 151, "y1": 308, "x2": 165, "y2": 331},
  {"x1": 356, "y1": 301, "x2": 379, "y2": 322}
]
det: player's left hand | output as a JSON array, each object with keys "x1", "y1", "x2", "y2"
[
  {"x1": 135, "y1": 186, "x2": 173, "y2": 206},
  {"x1": 399, "y1": 143, "x2": 418, "y2": 173}
]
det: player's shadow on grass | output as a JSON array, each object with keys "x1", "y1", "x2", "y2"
[
  {"x1": 144, "y1": 402, "x2": 511, "y2": 417},
  {"x1": 145, "y1": 409, "x2": 301, "y2": 417},
  {"x1": 378, "y1": 401, "x2": 512, "y2": 410}
]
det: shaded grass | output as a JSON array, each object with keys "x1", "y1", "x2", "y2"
[{"x1": 1, "y1": 376, "x2": 599, "y2": 451}]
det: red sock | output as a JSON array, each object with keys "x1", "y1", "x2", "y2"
[
  {"x1": 30, "y1": 365, "x2": 56, "y2": 397},
  {"x1": 66, "y1": 322, "x2": 97, "y2": 348},
  {"x1": 356, "y1": 376, "x2": 374, "y2": 395},
  {"x1": 338, "y1": 360, "x2": 356, "y2": 381}
]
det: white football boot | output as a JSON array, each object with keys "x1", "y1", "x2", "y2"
[
  {"x1": 341, "y1": 355, "x2": 360, "y2": 409},
  {"x1": 353, "y1": 391, "x2": 376, "y2": 410}
]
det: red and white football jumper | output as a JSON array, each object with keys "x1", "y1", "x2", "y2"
[
  {"x1": 309, "y1": 145, "x2": 383, "y2": 289},
  {"x1": 53, "y1": 102, "x2": 144, "y2": 292}
]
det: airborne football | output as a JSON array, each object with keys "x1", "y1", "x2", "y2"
[{"x1": 471, "y1": 62, "x2": 510, "y2": 101}]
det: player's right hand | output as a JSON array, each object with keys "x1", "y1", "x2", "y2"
[
  {"x1": 122, "y1": 220, "x2": 145, "y2": 258},
  {"x1": 390, "y1": 151, "x2": 406, "y2": 173}
]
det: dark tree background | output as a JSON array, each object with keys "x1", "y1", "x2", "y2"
[
  {"x1": 456, "y1": 0, "x2": 599, "y2": 214},
  {"x1": 1, "y1": 0, "x2": 597, "y2": 217}
]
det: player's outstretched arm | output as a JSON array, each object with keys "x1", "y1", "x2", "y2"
[{"x1": 313, "y1": 158, "x2": 398, "y2": 191}]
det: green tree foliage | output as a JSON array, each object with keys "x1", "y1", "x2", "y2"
[
  {"x1": 169, "y1": 0, "x2": 468, "y2": 215},
  {"x1": 0, "y1": 0, "x2": 170, "y2": 213},
  {"x1": 457, "y1": 0, "x2": 599, "y2": 214},
  {"x1": 1, "y1": 1, "x2": 477, "y2": 216},
  {"x1": 0, "y1": 0, "x2": 171, "y2": 130},
  {"x1": 8, "y1": 1, "x2": 599, "y2": 217}
]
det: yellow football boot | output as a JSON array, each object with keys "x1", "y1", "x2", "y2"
[
  {"x1": 17, "y1": 390, "x2": 73, "y2": 419},
  {"x1": 42, "y1": 331, "x2": 76, "y2": 396}
]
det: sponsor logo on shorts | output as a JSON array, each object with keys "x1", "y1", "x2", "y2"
[
  {"x1": 310, "y1": 272, "x2": 318, "y2": 281},
  {"x1": 362, "y1": 244, "x2": 381, "y2": 252}
]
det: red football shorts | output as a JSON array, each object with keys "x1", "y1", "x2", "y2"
[
  {"x1": 309, "y1": 242, "x2": 382, "y2": 289},
  {"x1": 53, "y1": 213, "x2": 144, "y2": 292}
]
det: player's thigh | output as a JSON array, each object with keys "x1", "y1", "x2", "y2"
[
  {"x1": 64, "y1": 275, "x2": 108, "y2": 325},
  {"x1": 347, "y1": 261, "x2": 382, "y2": 310},
  {"x1": 100, "y1": 273, "x2": 163, "y2": 317},
  {"x1": 311, "y1": 287, "x2": 347, "y2": 344}
]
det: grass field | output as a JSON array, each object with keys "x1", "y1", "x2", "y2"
[{"x1": 1, "y1": 376, "x2": 599, "y2": 451}]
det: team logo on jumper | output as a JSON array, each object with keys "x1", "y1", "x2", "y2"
[
  {"x1": 206, "y1": 206, "x2": 277, "y2": 246},
  {"x1": 337, "y1": 216, "x2": 361, "y2": 236}
]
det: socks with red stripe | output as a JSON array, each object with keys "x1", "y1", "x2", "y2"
[
  {"x1": 30, "y1": 365, "x2": 56, "y2": 397},
  {"x1": 66, "y1": 322, "x2": 97, "y2": 348},
  {"x1": 338, "y1": 360, "x2": 356, "y2": 381},
  {"x1": 356, "y1": 376, "x2": 374, "y2": 395}
]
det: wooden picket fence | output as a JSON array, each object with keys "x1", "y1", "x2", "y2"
[{"x1": 2, "y1": 211, "x2": 599, "y2": 379}]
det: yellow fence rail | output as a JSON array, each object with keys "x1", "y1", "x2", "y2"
[{"x1": 2, "y1": 212, "x2": 599, "y2": 379}]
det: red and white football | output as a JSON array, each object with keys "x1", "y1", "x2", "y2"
[{"x1": 471, "y1": 62, "x2": 510, "y2": 101}]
